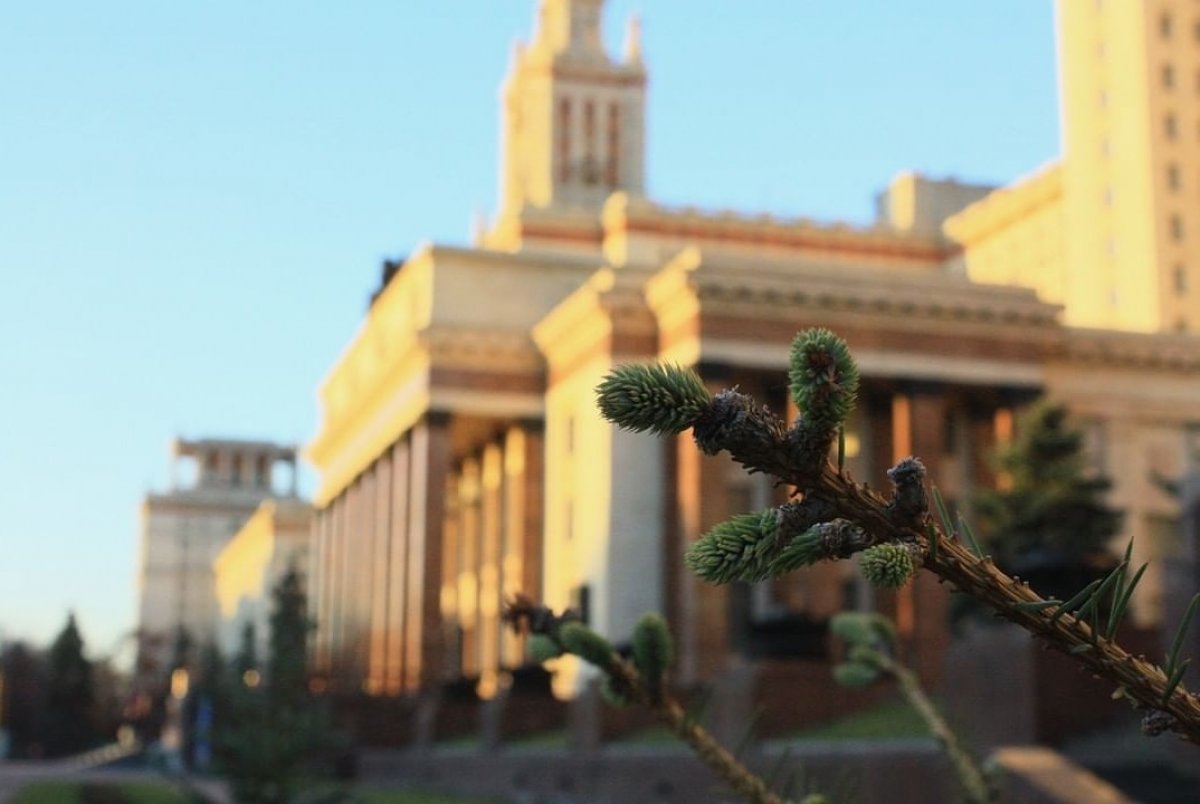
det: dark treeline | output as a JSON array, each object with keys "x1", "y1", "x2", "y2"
[{"x1": 1, "y1": 613, "x2": 124, "y2": 758}]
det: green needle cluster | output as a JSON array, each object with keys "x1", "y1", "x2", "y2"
[
  {"x1": 788, "y1": 328, "x2": 860, "y2": 434},
  {"x1": 527, "y1": 634, "x2": 564, "y2": 663},
  {"x1": 859, "y1": 543, "x2": 917, "y2": 589},
  {"x1": 633, "y1": 613, "x2": 674, "y2": 703},
  {"x1": 558, "y1": 622, "x2": 617, "y2": 668},
  {"x1": 596, "y1": 363, "x2": 712, "y2": 435},
  {"x1": 685, "y1": 510, "x2": 779, "y2": 583}
]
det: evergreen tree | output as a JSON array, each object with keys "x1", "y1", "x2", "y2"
[
  {"x1": 232, "y1": 622, "x2": 259, "y2": 682},
  {"x1": 974, "y1": 401, "x2": 1122, "y2": 565},
  {"x1": 219, "y1": 564, "x2": 335, "y2": 803},
  {"x1": 1, "y1": 642, "x2": 46, "y2": 758},
  {"x1": 42, "y1": 613, "x2": 95, "y2": 757}
]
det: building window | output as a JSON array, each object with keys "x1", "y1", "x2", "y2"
[
  {"x1": 1169, "y1": 163, "x2": 1182, "y2": 190},
  {"x1": 606, "y1": 101, "x2": 620, "y2": 187},
  {"x1": 1171, "y1": 214, "x2": 1184, "y2": 240},
  {"x1": 1164, "y1": 63, "x2": 1176, "y2": 89},
  {"x1": 1175, "y1": 264, "x2": 1188, "y2": 294},
  {"x1": 1161, "y1": 12, "x2": 1172, "y2": 38},
  {"x1": 582, "y1": 100, "x2": 597, "y2": 184},
  {"x1": 558, "y1": 98, "x2": 572, "y2": 183},
  {"x1": 1166, "y1": 114, "x2": 1178, "y2": 139}
]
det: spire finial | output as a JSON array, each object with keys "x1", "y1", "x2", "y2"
[
  {"x1": 623, "y1": 13, "x2": 642, "y2": 64},
  {"x1": 536, "y1": 0, "x2": 604, "y2": 56}
]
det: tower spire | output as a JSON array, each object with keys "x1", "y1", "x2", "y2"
[
  {"x1": 490, "y1": 0, "x2": 646, "y2": 244},
  {"x1": 535, "y1": 0, "x2": 605, "y2": 57},
  {"x1": 623, "y1": 13, "x2": 642, "y2": 64}
]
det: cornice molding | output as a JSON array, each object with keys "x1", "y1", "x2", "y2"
[
  {"x1": 646, "y1": 248, "x2": 1061, "y2": 331},
  {"x1": 943, "y1": 161, "x2": 1063, "y2": 245},
  {"x1": 609, "y1": 199, "x2": 953, "y2": 263},
  {"x1": 1060, "y1": 328, "x2": 1200, "y2": 372},
  {"x1": 421, "y1": 326, "x2": 543, "y2": 374}
]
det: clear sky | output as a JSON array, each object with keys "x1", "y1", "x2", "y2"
[{"x1": 0, "y1": 1, "x2": 1058, "y2": 661}]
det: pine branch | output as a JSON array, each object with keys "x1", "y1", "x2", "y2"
[
  {"x1": 597, "y1": 328, "x2": 1200, "y2": 745},
  {"x1": 830, "y1": 612, "x2": 994, "y2": 804},
  {"x1": 503, "y1": 599, "x2": 803, "y2": 804}
]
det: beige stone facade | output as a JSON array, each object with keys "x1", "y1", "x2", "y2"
[
  {"x1": 307, "y1": 0, "x2": 1200, "y2": 709},
  {"x1": 136, "y1": 438, "x2": 298, "y2": 679},
  {"x1": 213, "y1": 498, "x2": 313, "y2": 660},
  {"x1": 948, "y1": 1, "x2": 1200, "y2": 333}
]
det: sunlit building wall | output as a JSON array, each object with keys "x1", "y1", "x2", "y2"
[
  {"x1": 213, "y1": 498, "x2": 312, "y2": 661},
  {"x1": 306, "y1": 0, "x2": 1200, "y2": 704},
  {"x1": 950, "y1": 0, "x2": 1200, "y2": 333}
]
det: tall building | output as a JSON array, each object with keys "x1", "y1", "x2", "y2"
[
  {"x1": 948, "y1": 0, "x2": 1200, "y2": 333},
  {"x1": 136, "y1": 438, "x2": 298, "y2": 679},
  {"x1": 307, "y1": 0, "x2": 1200, "y2": 717}
]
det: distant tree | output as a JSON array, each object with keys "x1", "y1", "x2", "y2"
[
  {"x1": 89, "y1": 658, "x2": 127, "y2": 746},
  {"x1": 185, "y1": 642, "x2": 228, "y2": 771},
  {"x1": 975, "y1": 401, "x2": 1122, "y2": 563},
  {"x1": 42, "y1": 613, "x2": 96, "y2": 757},
  {"x1": 1, "y1": 642, "x2": 46, "y2": 758},
  {"x1": 218, "y1": 565, "x2": 336, "y2": 803},
  {"x1": 232, "y1": 622, "x2": 259, "y2": 682}
]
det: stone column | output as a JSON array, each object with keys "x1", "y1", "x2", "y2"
[
  {"x1": 406, "y1": 412, "x2": 452, "y2": 691},
  {"x1": 502, "y1": 421, "x2": 545, "y2": 668},
  {"x1": 478, "y1": 443, "x2": 504, "y2": 697},
  {"x1": 310, "y1": 505, "x2": 328, "y2": 675},
  {"x1": 367, "y1": 450, "x2": 393, "y2": 694},
  {"x1": 385, "y1": 438, "x2": 411, "y2": 695},
  {"x1": 892, "y1": 384, "x2": 951, "y2": 685},
  {"x1": 327, "y1": 491, "x2": 347, "y2": 688},
  {"x1": 348, "y1": 470, "x2": 372, "y2": 691},
  {"x1": 672, "y1": 369, "x2": 733, "y2": 685},
  {"x1": 457, "y1": 458, "x2": 481, "y2": 678}
]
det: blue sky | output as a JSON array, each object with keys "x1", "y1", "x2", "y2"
[{"x1": 0, "y1": 2, "x2": 1057, "y2": 660}]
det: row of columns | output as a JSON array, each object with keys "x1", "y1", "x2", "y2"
[
  {"x1": 311, "y1": 414, "x2": 450, "y2": 695},
  {"x1": 310, "y1": 415, "x2": 544, "y2": 699},
  {"x1": 441, "y1": 422, "x2": 544, "y2": 698}
]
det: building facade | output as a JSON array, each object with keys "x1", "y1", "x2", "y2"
[
  {"x1": 136, "y1": 438, "x2": 299, "y2": 680},
  {"x1": 307, "y1": 0, "x2": 1200, "y2": 706},
  {"x1": 948, "y1": 0, "x2": 1200, "y2": 333},
  {"x1": 213, "y1": 498, "x2": 313, "y2": 661}
]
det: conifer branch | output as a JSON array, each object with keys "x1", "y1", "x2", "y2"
[
  {"x1": 503, "y1": 597, "x2": 804, "y2": 804},
  {"x1": 831, "y1": 613, "x2": 995, "y2": 804},
  {"x1": 597, "y1": 327, "x2": 1200, "y2": 745}
]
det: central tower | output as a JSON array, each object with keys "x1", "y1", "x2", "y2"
[{"x1": 492, "y1": 0, "x2": 646, "y2": 237}]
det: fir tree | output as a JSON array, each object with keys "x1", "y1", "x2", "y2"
[
  {"x1": 974, "y1": 401, "x2": 1122, "y2": 565},
  {"x1": 219, "y1": 564, "x2": 335, "y2": 803},
  {"x1": 42, "y1": 613, "x2": 95, "y2": 757}
]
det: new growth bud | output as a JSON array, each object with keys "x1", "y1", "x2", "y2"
[
  {"x1": 632, "y1": 612, "x2": 674, "y2": 703},
  {"x1": 788, "y1": 328, "x2": 860, "y2": 435},
  {"x1": 558, "y1": 622, "x2": 616, "y2": 669},
  {"x1": 596, "y1": 363, "x2": 711, "y2": 436},
  {"x1": 685, "y1": 510, "x2": 779, "y2": 583},
  {"x1": 859, "y1": 543, "x2": 917, "y2": 589}
]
